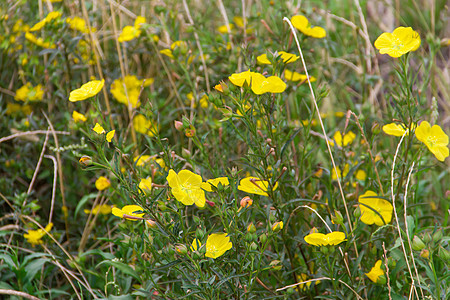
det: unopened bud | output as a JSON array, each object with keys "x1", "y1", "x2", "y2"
[
  {"x1": 412, "y1": 236, "x2": 426, "y2": 251},
  {"x1": 185, "y1": 128, "x2": 195, "y2": 138},
  {"x1": 438, "y1": 247, "x2": 450, "y2": 263},
  {"x1": 420, "y1": 249, "x2": 430, "y2": 259},
  {"x1": 175, "y1": 244, "x2": 187, "y2": 255},
  {"x1": 259, "y1": 233, "x2": 267, "y2": 244},
  {"x1": 271, "y1": 221, "x2": 283, "y2": 232},
  {"x1": 432, "y1": 230, "x2": 443, "y2": 242},
  {"x1": 79, "y1": 156, "x2": 92, "y2": 166},
  {"x1": 240, "y1": 196, "x2": 253, "y2": 208},
  {"x1": 205, "y1": 200, "x2": 215, "y2": 207},
  {"x1": 247, "y1": 223, "x2": 256, "y2": 233},
  {"x1": 146, "y1": 219, "x2": 157, "y2": 228},
  {"x1": 269, "y1": 260, "x2": 282, "y2": 271},
  {"x1": 174, "y1": 121, "x2": 183, "y2": 131},
  {"x1": 331, "y1": 210, "x2": 344, "y2": 225},
  {"x1": 353, "y1": 206, "x2": 361, "y2": 218},
  {"x1": 250, "y1": 242, "x2": 258, "y2": 250}
]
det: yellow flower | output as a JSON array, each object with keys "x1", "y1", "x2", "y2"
[
  {"x1": 191, "y1": 238, "x2": 202, "y2": 252},
  {"x1": 272, "y1": 221, "x2": 283, "y2": 232},
  {"x1": 229, "y1": 70, "x2": 286, "y2": 95},
  {"x1": 166, "y1": 169, "x2": 206, "y2": 208},
  {"x1": 304, "y1": 231, "x2": 346, "y2": 246},
  {"x1": 139, "y1": 177, "x2": 152, "y2": 195},
  {"x1": 291, "y1": 15, "x2": 326, "y2": 38},
  {"x1": 160, "y1": 49, "x2": 174, "y2": 59},
  {"x1": 415, "y1": 121, "x2": 449, "y2": 161},
  {"x1": 171, "y1": 40, "x2": 187, "y2": 50},
  {"x1": 201, "y1": 177, "x2": 229, "y2": 192},
  {"x1": 134, "y1": 16, "x2": 146, "y2": 28},
  {"x1": 66, "y1": 17, "x2": 92, "y2": 33},
  {"x1": 24, "y1": 223, "x2": 53, "y2": 246},
  {"x1": 374, "y1": 27, "x2": 420, "y2": 58},
  {"x1": 25, "y1": 32, "x2": 55, "y2": 48},
  {"x1": 92, "y1": 123, "x2": 105, "y2": 134},
  {"x1": 69, "y1": 79, "x2": 104, "y2": 102},
  {"x1": 256, "y1": 51, "x2": 299, "y2": 65},
  {"x1": 118, "y1": 26, "x2": 141, "y2": 42},
  {"x1": 358, "y1": 190, "x2": 393, "y2": 226},
  {"x1": 110, "y1": 75, "x2": 153, "y2": 108},
  {"x1": 72, "y1": 111, "x2": 87, "y2": 123},
  {"x1": 217, "y1": 23, "x2": 234, "y2": 33},
  {"x1": 205, "y1": 233, "x2": 233, "y2": 259},
  {"x1": 284, "y1": 70, "x2": 316, "y2": 82},
  {"x1": 14, "y1": 83, "x2": 44, "y2": 102},
  {"x1": 112, "y1": 205, "x2": 145, "y2": 221},
  {"x1": 84, "y1": 204, "x2": 112, "y2": 215},
  {"x1": 133, "y1": 155, "x2": 165, "y2": 171},
  {"x1": 233, "y1": 16, "x2": 245, "y2": 28},
  {"x1": 29, "y1": 11, "x2": 62, "y2": 31},
  {"x1": 238, "y1": 176, "x2": 278, "y2": 196},
  {"x1": 133, "y1": 115, "x2": 159, "y2": 137},
  {"x1": 382, "y1": 123, "x2": 409, "y2": 136},
  {"x1": 95, "y1": 176, "x2": 110, "y2": 191},
  {"x1": 106, "y1": 130, "x2": 115, "y2": 142},
  {"x1": 330, "y1": 130, "x2": 356, "y2": 147},
  {"x1": 365, "y1": 260, "x2": 384, "y2": 283}
]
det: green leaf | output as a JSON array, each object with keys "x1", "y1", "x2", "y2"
[
  {"x1": 24, "y1": 258, "x2": 50, "y2": 284},
  {"x1": 74, "y1": 193, "x2": 98, "y2": 218}
]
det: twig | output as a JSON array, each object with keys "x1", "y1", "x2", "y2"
[
  {"x1": 182, "y1": 0, "x2": 211, "y2": 93},
  {"x1": 390, "y1": 133, "x2": 419, "y2": 300},
  {"x1": 276, "y1": 277, "x2": 363, "y2": 300},
  {"x1": 216, "y1": 0, "x2": 234, "y2": 49},
  {"x1": 0, "y1": 130, "x2": 69, "y2": 144},
  {"x1": 403, "y1": 162, "x2": 424, "y2": 298},
  {"x1": 44, "y1": 155, "x2": 57, "y2": 224},
  {"x1": 27, "y1": 130, "x2": 50, "y2": 195},
  {"x1": 0, "y1": 289, "x2": 40, "y2": 300},
  {"x1": 382, "y1": 242, "x2": 393, "y2": 300}
]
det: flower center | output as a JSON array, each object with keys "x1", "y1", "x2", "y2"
[{"x1": 426, "y1": 136, "x2": 437, "y2": 147}]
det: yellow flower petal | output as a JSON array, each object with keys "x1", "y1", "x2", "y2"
[
  {"x1": 106, "y1": 130, "x2": 115, "y2": 142},
  {"x1": 284, "y1": 70, "x2": 316, "y2": 82},
  {"x1": 72, "y1": 111, "x2": 87, "y2": 123},
  {"x1": 358, "y1": 191, "x2": 393, "y2": 226},
  {"x1": 69, "y1": 79, "x2": 104, "y2": 102},
  {"x1": 95, "y1": 176, "x2": 110, "y2": 191},
  {"x1": 382, "y1": 123, "x2": 408, "y2": 137},
  {"x1": 92, "y1": 123, "x2": 105, "y2": 134},
  {"x1": 205, "y1": 233, "x2": 232, "y2": 259}
]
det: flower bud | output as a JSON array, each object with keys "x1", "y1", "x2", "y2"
[
  {"x1": 240, "y1": 196, "x2": 253, "y2": 208},
  {"x1": 185, "y1": 128, "x2": 195, "y2": 138},
  {"x1": 247, "y1": 223, "x2": 256, "y2": 233},
  {"x1": 422, "y1": 233, "x2": 432, "y2": 243},
  {"x1": 79, "y1": 156, "x2": 92, "y2": 166},
  {"x1": 331, "y1": 210, "x2": 344, "y2": 225},
  {"x1": 259, "y1": 233, "x2": 267, "y2": 244},
  {"x1": 272, "y1": 221, "x2": 283, "y2": 232},
  {"x1": 196, "y1": 228, "x2": 205, "y2": 240},
  {"x1": 412, "y1": 236, "x2": 426, "y2": 251},
  {"x1": 420, "y1": 249, "x2": 430, "y2": 259},
  {"x1": 174, "y1": 120, "x2": 183, "y2": 131},
  {"x1": 432, "y1": 230, "x2": 443, "y2": 242},
  {"x1": 269, "y1": 260, "x2": 282, "y2": 271},
  {"x1": 353, "y1": 206, "x2": 361, "y2": 218},
  {"x1": 250, "y1": 242, "x2": 258, "y2": 251},
  {"x1": 146, "y1": 219, "x2": 157, "y2": 228},
  {"x1": 438, "y1": 247, "x2": 450, "y2": 263},
  {"x1": 175, "y1": 244, "x2": 187, "y2": 255},
  {"x1": 205, "y1": 200, "x2": 215, "y2": 207}
]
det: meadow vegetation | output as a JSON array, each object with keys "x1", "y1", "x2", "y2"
[{"x1": 0, "y1": 0, "x2": 449, "y2": 299}]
